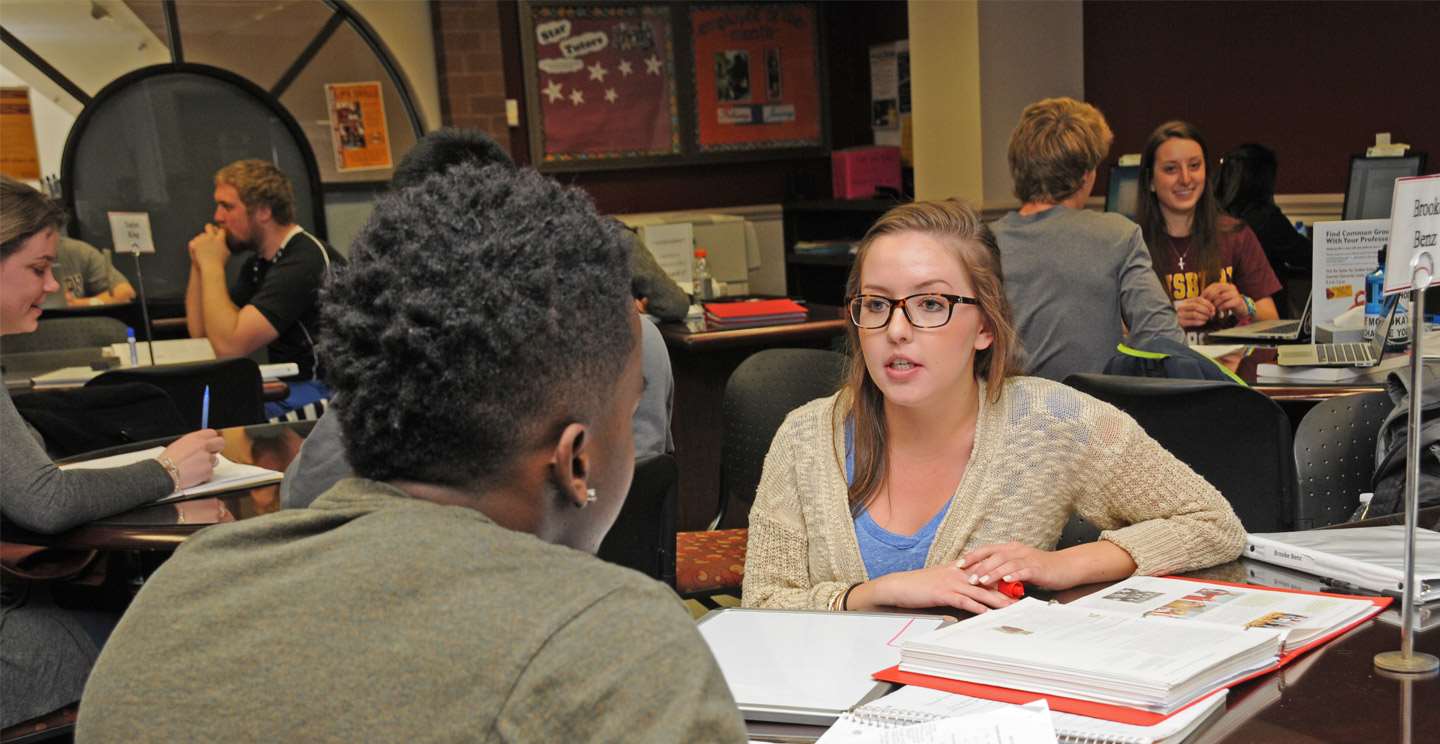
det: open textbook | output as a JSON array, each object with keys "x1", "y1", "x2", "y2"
[
  {"x1": 60, "y1": 446, "x2": 282, "y2": 503},
  {"x1": 818, "y1": 687, "x2": 1224, "y2": 744},
  {"x1": 878, "y1": 576, "x2": 1385, "y2": 721}
]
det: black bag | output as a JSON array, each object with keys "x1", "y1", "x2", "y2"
[
  {"x1": 12, "y1": 382, "x2": 187, "y2": 458},
  {"x1": 1369, "y1": 370, "x2": 1440, "y2": 517},
  {"x1": 1102, "y1": 338, "x2": 1243, "y2": 384}
]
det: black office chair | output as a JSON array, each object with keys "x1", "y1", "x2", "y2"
[
  {"x1": 11, "y1": 382, "x2": 187, "y2": 458},
  {"x1": 86, "y1": 358, "x2": 264, "y2": 430},
  {"x1": 676, "y1": 348, "x2": 848, "y2": 605},
  {"x1": 1293, "y1": 391, "x2": 1394, "y2": 529},
  {"x1": 1, "y1": 316, "x2": 129, "y2": 354},
  {"x1": 1064, "y1": 373, "x2": 1298, "y2": 532},
  {"x1": 598, "y1": 454, "x2": 679, "y2": 586}
]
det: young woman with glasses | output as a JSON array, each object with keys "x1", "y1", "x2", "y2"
[
  {"x1": 741, "y1": 200, "x2": 1244, "y2": 613},
  {"x1": 1137, "y1": 121, "x2": 1282, "y2": 337}
]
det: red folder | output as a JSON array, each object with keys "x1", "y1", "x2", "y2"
[
  {"x1": 702, "y1": 299, "x2": 807, "y2": 320},
  {"x1": 872, "y1": 576, "x2": 1390, "y2": 726}
]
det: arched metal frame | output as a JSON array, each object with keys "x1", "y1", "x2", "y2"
[
  {"x1": 2, "y1": 0, "x2": 428, "y2": 188},
  {"x1": 58, "y1": 62, "x2": 331, "y2": 241}
]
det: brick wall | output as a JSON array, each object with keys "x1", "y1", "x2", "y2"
[{"x1": 430, "y1": 0, "x2": 509, "y2": 150}]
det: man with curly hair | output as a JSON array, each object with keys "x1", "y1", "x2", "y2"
[
  {"x1": 78, "y1": 162, "x2": 747, "y2": 742},
  {"x1": 185, "y1": 159, "x2": 344, "y2": 418}
]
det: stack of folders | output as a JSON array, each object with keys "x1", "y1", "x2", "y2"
[
  {"x1": 818, "y1": 687, "x2": 1226, "y2": 744},
  {"x1": 703, "y1": 299, "x2": 808, "y2": 329},
  {"x1": 877, "y1": 577, "x2": 1386, "y2": 722},
  {"x1": 1246, "y1": 526, "x2": 1440, "y2": 604}
]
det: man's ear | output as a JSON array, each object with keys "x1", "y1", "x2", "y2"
[
  {"x1": 250, "y1": 204, "x2": 273, "y2": 226},
  {"x1": 547, "y1": 422, "x2": 591, "y2": 509}
]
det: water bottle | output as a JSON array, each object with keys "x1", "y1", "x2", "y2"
[
  {"x1": 693, "y1": 248, "x2": 715, "y2": 301},
  {"x1": 1364, "y1": 248, "x2": 1385, "y2": 340}
]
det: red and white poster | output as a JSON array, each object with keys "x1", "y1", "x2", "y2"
[
  {"x1": 533, "y1": 5, "x2": 680, "y2": 163},
  {"x1": 691, "y1": 4, "x2": 822, "y2": 151}
]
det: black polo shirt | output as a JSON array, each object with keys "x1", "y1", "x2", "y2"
[{"x1": 228, "y1": 229, "x2": 344, "y2": 381}]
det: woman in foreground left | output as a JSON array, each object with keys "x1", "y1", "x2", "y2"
[{"x1": 1, "y1": 175, "x2": 223, "y2": 728}]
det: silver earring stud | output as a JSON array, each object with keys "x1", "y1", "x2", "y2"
[{"x1": 586, "y1": 488, "x2": 597, "y2": 504}]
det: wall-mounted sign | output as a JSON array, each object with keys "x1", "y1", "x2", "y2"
[
  {"x1": 325, "y1": 81, "x2": 393, "y2": 172},
  {"x1": 0, "y1": 87, "x2": 41, "y2": 180}
]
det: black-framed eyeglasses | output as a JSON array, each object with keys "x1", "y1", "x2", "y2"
[{"x1": 847, "y1": 293, "x2": 978, "y2": 329}]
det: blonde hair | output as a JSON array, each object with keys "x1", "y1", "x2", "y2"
[
  {"x1": 1007, "y1": 97, "x2": 1113, "y2": 204},
  {"x1": 215, "y1": 159, "x2": 295, "y2": 225},
  {"x1": 838, "y1": 199, "x2": 1023, "y2": 513},
  {"x1": 1, "y1": 176, "x2": 65, "y2": 260}
]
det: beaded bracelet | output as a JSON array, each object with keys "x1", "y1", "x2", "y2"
[
  {"x1": 155, "y1": 454, "x2": 181, "y2": 490},
  {"x1": 1242, "y1": 294, "x2": 1258, "y2": 321}
]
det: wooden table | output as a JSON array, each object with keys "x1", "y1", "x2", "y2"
[
  {"x1": 2, "y1": 348, "x2": 289, "y2": 401},
  {"x1": 660, "y1": 306, "x2": 847, "y2": 531},
  {"x1": 3, "y1": 421, "x2": 309, "y2": 550}
]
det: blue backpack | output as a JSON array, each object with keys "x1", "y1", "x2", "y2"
[{"x1": 1102, "y1": 337, "x2": 1244, "y2": 384}]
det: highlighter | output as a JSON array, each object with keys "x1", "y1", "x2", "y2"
[{"x1": 997, "y1": 579, "x2": 1025, "y2": 600}]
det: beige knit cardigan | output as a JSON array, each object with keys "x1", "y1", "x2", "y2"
[{"x1": 740, "y1": 376, "x2": 1247, "y2": 610}]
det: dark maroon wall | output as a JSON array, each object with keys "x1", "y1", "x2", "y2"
[
  {"x1": 1084, "y1": 0, "x2": 1439, "y2": 194},
  {"x1": 500, "y1": 2, "x2": 908, "y2": 214}
]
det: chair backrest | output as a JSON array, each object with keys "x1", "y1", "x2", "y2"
[
  {"x1": 1, "y1": 316, "x2": 129, "y2": 353},
  {"x1": 11, "y1": 382, "x2": 187, "y2": 458},
  {"x1": 86, "y1": 358, "x2": 265, "y2": 430},
  {"x1": 1064, "y1": 373, "x2": 1298, "y2": 532},
  {"x1": 1293, "y1": 390, "x2": 1395, "y2": 529},
  {"x1": 718, "y1": 348, "x2": 848, "y2": 530},
  {"x1": 598, "y1": 453, "x2": 679, "y2": 586}
]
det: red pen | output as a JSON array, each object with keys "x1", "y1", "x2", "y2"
[{"x1": 997, "y1": 579, "x2": 1025, "y2": 599}]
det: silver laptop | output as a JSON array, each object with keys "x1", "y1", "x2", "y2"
[
  {"x1": 1276, "y1": 295, "x2": 1398, "y2": 367},
  {"x1": 1208, "y1": 297, "x2": 1311, "y2": 342}
]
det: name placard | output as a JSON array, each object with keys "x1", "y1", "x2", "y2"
[
  {"x1": 107, "y1": 211, "x2": 155, "y2": 255},
  {"x1": 1383, "y1": 174, "x2": 1440, "y2": 295}
]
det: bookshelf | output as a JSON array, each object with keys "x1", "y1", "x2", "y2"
[{"x1": 782, "y1": 199, "x2": 904, "y2": 305}]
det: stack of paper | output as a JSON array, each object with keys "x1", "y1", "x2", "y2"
[
  {"x1": 703, "y1": 299, "x2": 808, "y2": 329},
  {"x1": 697, "y1": 608, "x2": 945, "y2": 725},
  {"x1": 1247, "y1": 526, "x2": 1440, "y2": 603},
  {"x1": 60, "y1": 445, "x2": 282, "y2": 503},
  {"x1": 889, "y1": 576, "x2": 1384, "y2": 717}
]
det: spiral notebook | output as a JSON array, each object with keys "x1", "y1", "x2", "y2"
[{"x1": 818, "y1": 687, "x2": 1226, "y2": 744}]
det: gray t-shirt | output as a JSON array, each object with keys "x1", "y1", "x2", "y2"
[
  {"x1": 44, "y1": 238, "x2": 131, "y2": 308},
  {"x1": 991, "y1": 206, "x2": 1184, "y2": 381},
  {"x1": 77, "y1": 479, "x2": 746, "y2": 742}
]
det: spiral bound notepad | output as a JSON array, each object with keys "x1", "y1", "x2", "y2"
[{"x1": 818, "y1": 686, "x2": 1226, "y2": 744}]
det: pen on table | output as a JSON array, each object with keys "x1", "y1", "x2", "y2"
[
  {"x1": 126, "y1": 327, "x2": 138, "y2": 366},
  {"x1": 200, "y1": 385, "x2": 211, "y2": 430}
]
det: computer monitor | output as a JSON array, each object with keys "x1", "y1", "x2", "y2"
[
  {"x1": 1342, "y1": 153, "x2": 1427, "y2": 220},
  {"x1": 1105, "y1": 164, "x2": 1140, "y2": 221}
]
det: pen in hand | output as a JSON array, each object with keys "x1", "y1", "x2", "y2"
[{"x1": 200, "y1": 385, "x2": 211, "y2": 430}]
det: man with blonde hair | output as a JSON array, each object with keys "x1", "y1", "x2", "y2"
[
  {"x1": 990, "y1": 97, "x2": 1182, "y2": 381},
  {"x1": 185, "y1": 159, "x2": 344, "y2": 418}
]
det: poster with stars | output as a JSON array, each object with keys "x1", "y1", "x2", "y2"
[
  {"x1": 691, "y1": 3, "x2": 822, "y2": 152},
  {"x1": 530, "y1": 4, "x2": 680, "y2": 163}
]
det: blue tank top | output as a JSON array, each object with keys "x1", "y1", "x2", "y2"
[{"x1": 845, "y1": 420, "x2": 952, "y2": 579}]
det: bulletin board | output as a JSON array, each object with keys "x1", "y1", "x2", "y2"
[
  {"x1": 519, "y1": 1, "x2": 828, "y2": 172},
  {"x1": 690, "y1": 3, "x2": 823, "y2": 152}
]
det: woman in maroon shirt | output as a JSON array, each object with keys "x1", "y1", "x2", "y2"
[{"x1": 1137, "y1": 121, "x2": 1282, "y2": 337}]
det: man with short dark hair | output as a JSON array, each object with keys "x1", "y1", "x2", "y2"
[{"x1": 184, "y1": 159, "x2": 344, "y2": 417}]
